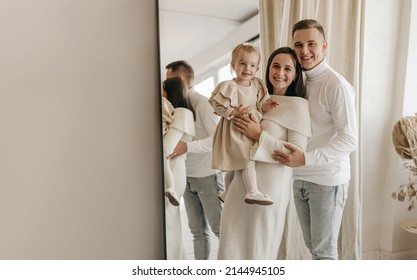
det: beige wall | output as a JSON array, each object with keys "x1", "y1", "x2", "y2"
[{"x1": 0, "y1": 0, "x2": 164, "y2": 259}]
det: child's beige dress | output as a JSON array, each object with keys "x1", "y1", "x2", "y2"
[{"x1": 208, "y1": 77, "x2": 270, "y2": 171}]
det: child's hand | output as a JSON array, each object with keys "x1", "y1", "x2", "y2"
[
  {"x1": 262, "y1": 99, "x2": 279, "y2": 112},
  {"x1": 231, "y1": 104, "x2": 252, "y2": 117}
]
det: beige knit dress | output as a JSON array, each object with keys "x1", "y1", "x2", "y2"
[
  {"x1": 208, "y1": 77, "x2": 270, "y2": 171},
  {"x1": 217, "y1": 95, "x2": 312, "y2": 260}
]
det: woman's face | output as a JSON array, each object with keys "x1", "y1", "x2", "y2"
[{"x1": 268, "y1": 53, "x2": 296, "y2": 95}]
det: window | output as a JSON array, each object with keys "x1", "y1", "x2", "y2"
[
  {"x1": 218, "y1": 64, "x2": 234, "y2": 82},
  {"x1": 194, "y1": 63, "x2": 235, "y2": 98},
  {"x1": 194, "y1": 77, "x2": 214, "y2": 98}
]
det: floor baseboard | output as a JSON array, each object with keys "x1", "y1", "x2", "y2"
[{"x1": 362, "y1": 249, "x2": 417, "y2": 260}]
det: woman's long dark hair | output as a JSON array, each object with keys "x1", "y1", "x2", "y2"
[
  {"x1": 163, "y1": 77, "x2": 195, "y2": 120},
  {"x1": 265, "y1": 47, "x2": 306, "y2": 98}
]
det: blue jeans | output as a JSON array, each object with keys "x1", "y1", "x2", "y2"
[
  {"x1": 293, "y1": 180, "x2": 348, "y2": 260},
  {"x1": 183, "y1": 173, "x2": 224, "y2": 260}
]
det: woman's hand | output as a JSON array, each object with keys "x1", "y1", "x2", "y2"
[{"x1": 232, "y1": 113, "x2": 262, "y2": 141}]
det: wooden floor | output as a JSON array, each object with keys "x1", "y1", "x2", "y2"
[{"x1": 180, "y1": 198, "x2": 219, "y2": 260}]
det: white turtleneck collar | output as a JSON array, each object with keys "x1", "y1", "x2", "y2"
[{"x1": 303, "y1": 57, "x2": 330, "y2": 81}]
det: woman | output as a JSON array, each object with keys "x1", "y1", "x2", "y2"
[
  {"x1": 217, "y1": 47, "x2": 311, "y2": 259},
  {"x1": 161, "y1": 77, "x2": 195, "y2": 260}
]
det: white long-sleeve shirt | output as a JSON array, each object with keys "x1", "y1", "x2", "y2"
[
  {"x1": 185, "y1": 88, "x2": 220, "y2": 178},
  {"x1": 293, "y1": 58, "x2": 357, "y2": 186}
]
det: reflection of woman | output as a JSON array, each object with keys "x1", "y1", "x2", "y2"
[
  {"x1": 217, "y1": 47, "x2": 311, "y2": 259},
  {"x1": 161, "y1": 77, "x2": 195, "y2": 260}
]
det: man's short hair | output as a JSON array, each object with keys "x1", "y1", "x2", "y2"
[
  {"x1": 292, "y1": 19, "x2": 326, "y2": 40},
  {"x1": 165, "y1": 60, "x2": 195, "y2": 84}
]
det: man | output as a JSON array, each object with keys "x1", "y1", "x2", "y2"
[
  {"x1": 273, "y1": 19, "x2": 358, "y2": 260},
  {"x1": 165, "y1": 60, "x2": 223, "y2": 260}
]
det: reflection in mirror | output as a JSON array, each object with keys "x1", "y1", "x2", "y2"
[{"x1": 159, "y1": 0, "x2": 260, "y2": 259}]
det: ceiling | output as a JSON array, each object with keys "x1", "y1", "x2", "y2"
[{"x1": 158, "y1": 0, "x2": 259, "y2": 78}]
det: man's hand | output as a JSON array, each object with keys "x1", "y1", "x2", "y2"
[
  {"x1": 167, "y1": 141, "x2": 187, "y2": 160},
  {"x1": 272, "y1": 143, "x2": 305, "y2": 167}
]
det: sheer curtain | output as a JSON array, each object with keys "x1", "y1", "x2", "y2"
[{"x1": 259, "y1": 0, "x2": 363, "y2": 259}]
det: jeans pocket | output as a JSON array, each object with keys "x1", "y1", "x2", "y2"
[{"x1": 334, "y1": 185, "x2": 348, "y2": 208}]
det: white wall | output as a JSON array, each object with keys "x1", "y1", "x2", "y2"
[
  {"x1": 0, "y1": 0, "x2": 164, "y2": 259},
  {"x1": 361, "y1": 0, "x2": 417, "y2": 259}
]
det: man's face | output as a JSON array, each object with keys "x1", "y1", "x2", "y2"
[{"x1": 293, "y1": 28, "x2": 327, "y2": 70}]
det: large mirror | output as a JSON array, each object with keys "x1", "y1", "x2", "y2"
[
  {"x1": 159, "y1": 0, "x2": 417, "y2": 259},
  {"x1": 158, "y1": 0, "x2": 417, "y2": 262},
  {"x1": 159, "y1": 0, "x2": 260, "y2": 260}
]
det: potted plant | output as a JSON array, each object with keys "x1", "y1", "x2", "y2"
[
  {"x1": 391, "y1": 114, "x2": 417, "y2": 233},
  {"x1": 391, "y1": 162, "x2": 416, "y2": 211}
]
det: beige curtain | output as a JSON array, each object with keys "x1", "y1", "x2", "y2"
[{"x1": 259, "y1": 0, "x2": 363, "y2": 259}]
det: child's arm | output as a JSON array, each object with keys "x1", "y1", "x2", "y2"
[
  {"x1": 209, "y1": 98, "x2": 234, "y2": 118},
  {"x1": 209, "y1": 81, "x2": 251, "y2": 120},
  {"x1": 254, "y1": 77, "x2": 279, "y2": 113},
  {"x1": 261, "y1": 98, "x2": 279, "y2": 113},
  {"x1": 210, "y1": 98, "x2": 252, "y2": 119},
  {"x1": 229, "y1": 104, "x2": 252, "y2": 117}
]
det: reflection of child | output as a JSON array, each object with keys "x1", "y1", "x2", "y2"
[
  {"x1": 161, "y1": 77, "x2": 195, "y2": 206},
  {"x1": 209, "y1": 43, "x2": 278, "y2": 205}
]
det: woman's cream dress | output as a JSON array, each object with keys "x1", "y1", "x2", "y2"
[{"x1": 217, "y1": 95, "x2": 311, "y2": 259}]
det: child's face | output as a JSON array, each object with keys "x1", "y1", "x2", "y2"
[{"x1": 231, "y1": 51, "x2": 260, "y2": 84}]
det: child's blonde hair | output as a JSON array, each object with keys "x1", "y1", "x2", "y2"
[{"x1": 231, "y1": 43, "x2": 261, "y2": 65}]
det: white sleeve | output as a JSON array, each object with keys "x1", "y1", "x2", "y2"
[
  {"x1": 187, "y1": 101, "x2": 219, "y2": 154},
  {"x1": 251, "y1": 130, "x2": 308, "y2": 163},
  {"x1": 304, "y1": 84, "x2": 357, "y2": 166}
]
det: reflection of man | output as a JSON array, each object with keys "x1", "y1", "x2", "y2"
[
  {"x1": 273, "y1": 19, "x2": 357, "y2": 260},
  {"x1": 165, "y1": 60, "x2": 223, "y2": 260}
]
